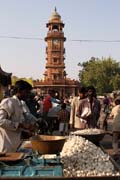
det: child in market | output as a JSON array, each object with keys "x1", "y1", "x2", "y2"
[{"x1": 57, "y1": 103, "x2": 70, "y2": 135}]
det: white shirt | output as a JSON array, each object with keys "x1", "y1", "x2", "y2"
[
  {"x1": 0, "y1": 95, "x2": 25, "y2": 152},
  {"x1": 110, "y1": 105, "x2": 120, "y2": 131},
  {"x1": 70, "y1": 96, "x2": 82, "y2": 128}
]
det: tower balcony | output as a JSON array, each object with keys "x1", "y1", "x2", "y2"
[
  {"x1": 51, "y1": 48, "x2": 65, "y2": 54},
  {"x1": 47, "y1": 31, "x2": 64, "y2": 37},
  {"x1": 45, "y1": 32, "x2": 66, "y2": 41},
  {"x1": 52, "y1": 79, "x2": 66, "y2": 84},
  {"x1": 51, "y1": 48, "x2": 61, "y2": 52},
  {"x1": 33, "y1": 79, "x2": 66, "y2": 85},
  {"x1": 46, "y1": 64, "x2": 65, "y2": 68},
  {"x1": 46, "y1": 47, "x2": 63, "y2": 53},
  {"x1": 33, "y1": 79, "x2": 79, "y2": 87}
]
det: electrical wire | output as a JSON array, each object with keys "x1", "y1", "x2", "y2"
[
  {"x1": 68, "y1": 39, "x2": 120, "y2": 42},
  {"x1": 0, "y1": 35, "x2": 120, "y2": 43},
  {"x1": 0, "y1": 35, "x2": 43, "y2": 40}
]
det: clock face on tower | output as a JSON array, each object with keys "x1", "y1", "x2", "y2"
[{"x1": 53, "y1": 39, "x2": 59, "y2": 45}]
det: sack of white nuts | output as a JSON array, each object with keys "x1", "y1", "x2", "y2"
[{"x1": 60, "y1": 135, "x2": 119, "y2": 177}]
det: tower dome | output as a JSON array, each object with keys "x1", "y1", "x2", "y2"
[{"x1": 49, "y1": 7, "x2": 62, "y2": 22}]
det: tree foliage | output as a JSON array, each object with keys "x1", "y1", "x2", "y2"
[
  {"x1": 12, "y1": 76, "x2": 33, "y2": 86},
  {"x1": 78, "y1": 57, "x2": 120, "y2": 94}
]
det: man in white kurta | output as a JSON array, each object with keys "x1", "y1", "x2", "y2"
[
  {"x1": 69, "y1": 87, "x2": 86, "y2": 129},
  {"x1": 0, "y1": 80, "x2": 35, "y2": 152},
  {"x1": 110, "y1": 99, "x2": 120, "y2": 155},
  {"x1": 0, "y1": 96, "x2": 25, "y2": 152}
]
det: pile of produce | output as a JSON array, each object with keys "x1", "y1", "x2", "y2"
[{"x1": 61, "y1": 135, "x2": 119, "y2": 177}]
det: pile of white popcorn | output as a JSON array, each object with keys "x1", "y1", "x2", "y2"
[{"x1": 61, "y1": 134, "x2": 119, "y2": 177}]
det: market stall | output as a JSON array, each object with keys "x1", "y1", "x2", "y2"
[{"x1": 0, "y1": 130, "x2": 119, "y2": 179}]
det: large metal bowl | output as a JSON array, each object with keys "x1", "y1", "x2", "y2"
[
  {"x1": 70, "y1": 129, "x2": 106, "y2": 146},
  {"x1": 79, "y1": 133, "x2": 105, "y2": 145},
  {"x1": 30, "y1": 135, "x2": 66, "y2": 154}
]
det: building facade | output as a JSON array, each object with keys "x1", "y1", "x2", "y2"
[{"x1": 33, "y1": 8, "x2": 80, "y2": 98}]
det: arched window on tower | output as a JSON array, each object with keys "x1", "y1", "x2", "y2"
[
  {"x1": 53, "y1": 58, "x2": 58, "y2": 64},
  {"x1": 53, "y1": 74, "x2": 57, "y2": 80},
  {"x1": 60, "y1": 27, "x2": 62, "y2": 32},
  {"x1": 52, "y1": 25, "x2": 59, "y2": 32}
]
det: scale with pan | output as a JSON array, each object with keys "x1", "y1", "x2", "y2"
[{"x1": 0, "y1": 135, "x2": 66, "y2": 177}]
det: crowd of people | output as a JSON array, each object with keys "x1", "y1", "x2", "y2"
[{"x1": 0, "y1": 80, "x2": 120, "y2": 156}]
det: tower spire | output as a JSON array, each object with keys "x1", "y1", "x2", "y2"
[{"x1": 55, "y1": 6, "x2": 57, "y2": 12}]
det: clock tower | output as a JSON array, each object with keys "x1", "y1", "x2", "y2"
[
  {"x1": 33, "y1": 8, "x2": 80, "y2": 97},
  {"x1": 44, "y1": 7, "x2": 66, "y2": 82}
]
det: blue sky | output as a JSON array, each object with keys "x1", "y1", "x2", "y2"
[{"x1": 0, "y1": 0, "x2": 120, "y2": 80}]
